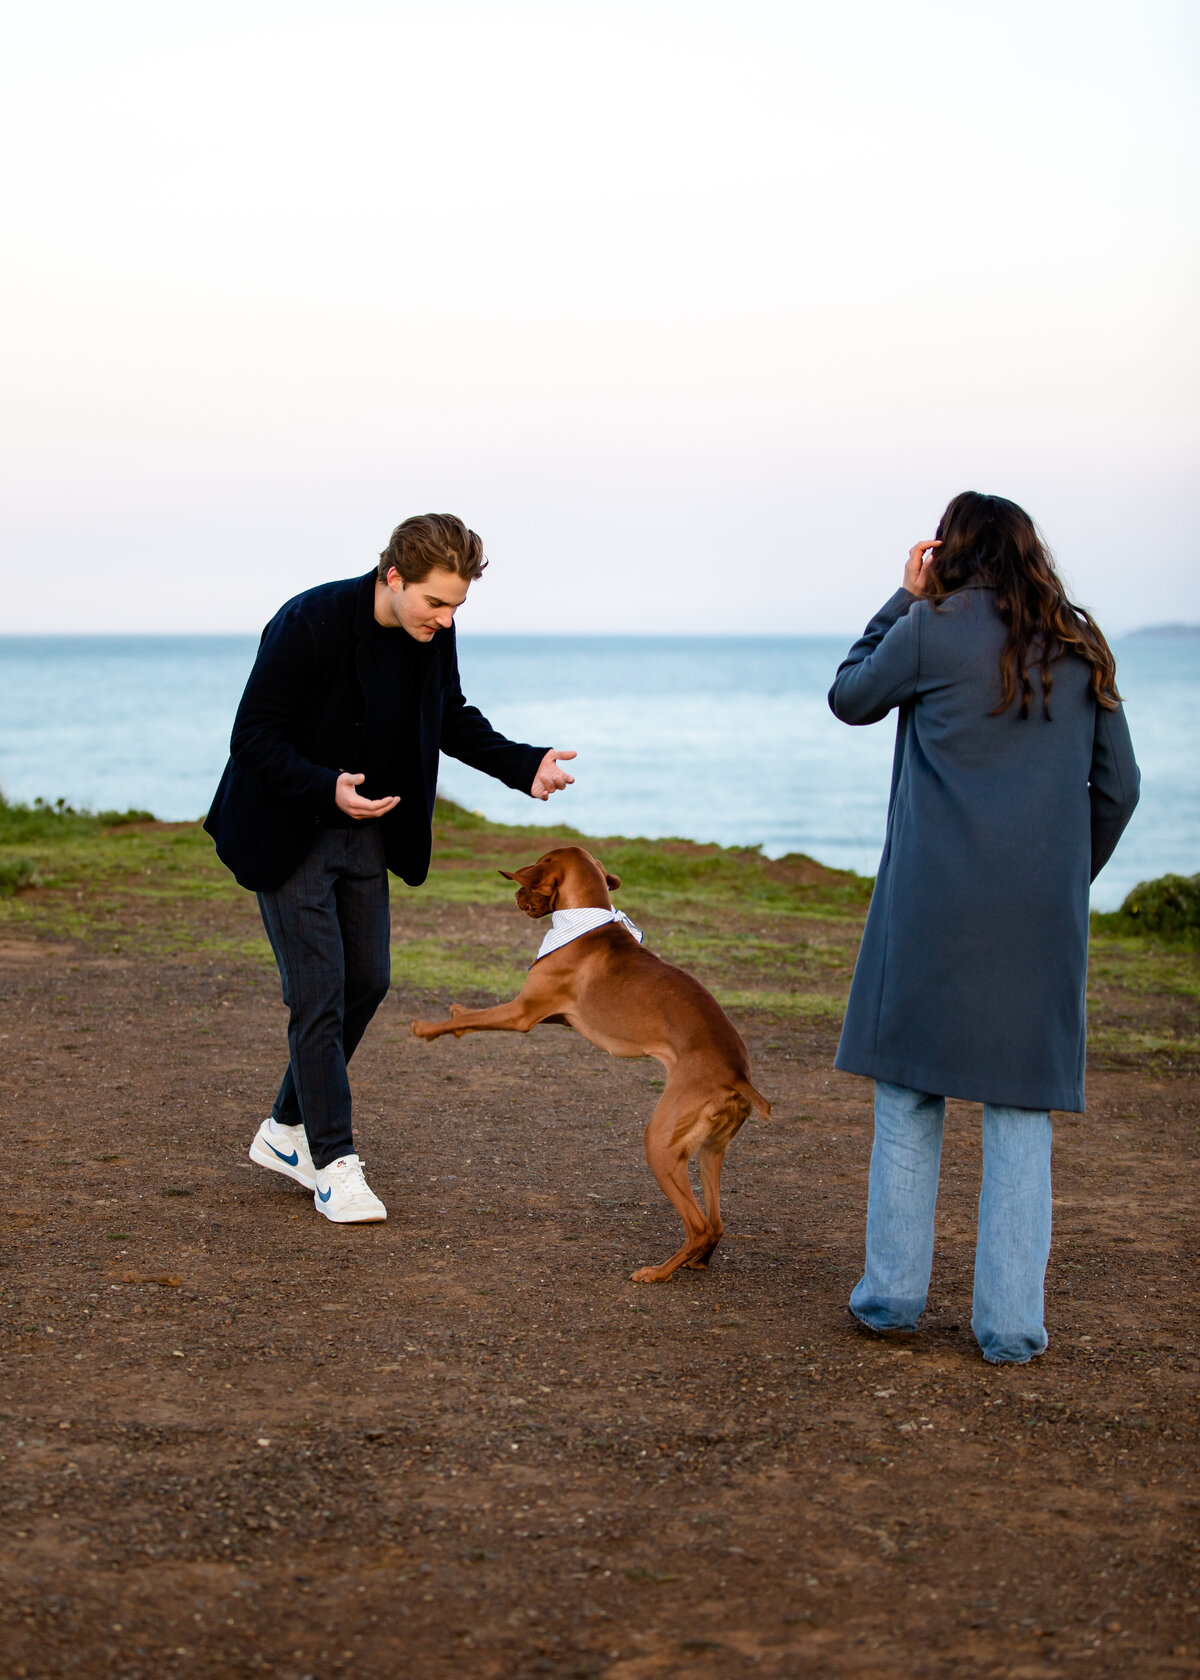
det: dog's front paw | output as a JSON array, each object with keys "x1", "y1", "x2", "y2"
[
  {"x1": 631, "y1": 1265, "x2": 669, "y2": 1284},
  {"x1": 410, "y1": 1019, "x2": 438, "y2": 1041}
]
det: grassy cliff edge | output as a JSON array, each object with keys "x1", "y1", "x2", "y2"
[{"x1": 0, "y1": 793, "x2": 1195, "y2": 1067}]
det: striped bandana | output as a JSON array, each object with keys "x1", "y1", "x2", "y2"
[{"x1": 532, "y1": 907, "x2": 645, "y2": 964}]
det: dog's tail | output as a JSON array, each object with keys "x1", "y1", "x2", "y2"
[{"x1": 736, "y1": 1079, "x2": 772, "y2": 1120}]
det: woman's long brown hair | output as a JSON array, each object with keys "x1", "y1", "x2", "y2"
[{"x1": 924, "y1": 491, "x2": 1120, "y2": 718}]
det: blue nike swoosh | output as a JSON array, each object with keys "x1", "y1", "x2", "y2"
[
  {"x1": 268, "y1": 1143, "x2": 300, "y2": 1167},
  {"x1": 317, "y1": 1185, "x2": 332, "y2": 1203}
]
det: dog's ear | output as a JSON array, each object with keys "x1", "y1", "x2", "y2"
[
  {"x1": 501, "y1": 860, "x2": 560, "y2": 919},
  {"x1": 605, "y1": 871, "x2": 621, "y2": 891},
  {"x1": 500, "y1": 863, "x2": 549, "y2": 887}
]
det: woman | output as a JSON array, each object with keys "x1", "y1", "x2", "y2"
[{"x1": 829, "y1": 491, "x2": 1140, "y2": 1364}]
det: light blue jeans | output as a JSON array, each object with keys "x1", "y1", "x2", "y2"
[{"x1": 849, "y1": 1080, "x2": 1052, "y2": 1364}]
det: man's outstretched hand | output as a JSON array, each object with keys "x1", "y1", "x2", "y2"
[
  {"x1": 335, "y1": 771, "x2": 401, "y2": 820},
  {"x1": 531, "y1": 749, "x2": 577, "y2": 802}
]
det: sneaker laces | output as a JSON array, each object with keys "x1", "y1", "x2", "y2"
[{"x1": 332, "y1": 1156, "x2": 371, "y2": 1196}]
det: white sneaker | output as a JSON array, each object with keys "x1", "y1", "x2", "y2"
[
  {"x1": 248, "y1": 1116, "x2": 316, "y2": 1191},
  {"x1": 313, "y1": 1154, "x2": 387, "y2": 1224}
]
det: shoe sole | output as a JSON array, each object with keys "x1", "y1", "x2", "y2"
[
  {"x1": 314, "y1": 1200, "x2": 387, "y2": 1224},
  {"x1": 248, "y1": 1135, "x2": 317, "y2": 1192}
]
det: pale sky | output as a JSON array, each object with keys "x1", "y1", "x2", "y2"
[{"x1": 1, "y1": 0, "x2": 1196, "y2": 634}]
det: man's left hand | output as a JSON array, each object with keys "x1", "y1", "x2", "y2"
[{"x1": 531, "y1": 748, "x2": 577, "y2": 801}]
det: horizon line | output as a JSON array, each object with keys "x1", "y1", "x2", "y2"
[{"x1": 1, "y1": 624, "x2": 1197, "y2": 642}]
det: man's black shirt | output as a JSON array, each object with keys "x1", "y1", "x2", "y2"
[
  {"x1": 361, "y1": 619, "x2": 423, "y2": 802},
  {"x1": 324, "y1": 618, "x2": 424, "y2": 825}
]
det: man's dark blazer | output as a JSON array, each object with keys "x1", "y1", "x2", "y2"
[{"x1": 204, "y1": 571, "x2": 546, "y2": 892}]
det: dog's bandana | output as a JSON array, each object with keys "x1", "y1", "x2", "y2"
[{"x1": 532, "y1": 907, "x2": 645, "y2": 964}]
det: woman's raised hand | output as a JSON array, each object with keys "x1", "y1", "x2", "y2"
[{"x1": 903, "y1": 540, "x2": 942, "y2": 597}]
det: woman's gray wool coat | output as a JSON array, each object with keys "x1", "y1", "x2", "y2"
[{"x1": 828, "y1": 586, "x2": 1140, "y2": 1113}]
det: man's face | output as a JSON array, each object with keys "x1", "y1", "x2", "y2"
[{"x1": 376, "y1": 565, "x2": 472, "y2": 641}]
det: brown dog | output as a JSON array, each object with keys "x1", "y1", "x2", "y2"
[{"x1": 410, "y1": 845, "x2": 770, "y2": 1282}]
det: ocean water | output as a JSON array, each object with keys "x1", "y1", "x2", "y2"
[{"x1": 0, "y1": 632, "x2": 1195, "y2": 911}]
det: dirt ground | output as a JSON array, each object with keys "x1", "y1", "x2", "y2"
[{"x1": 1, "y1": 880, "x2": 1198, "y2": 1680}]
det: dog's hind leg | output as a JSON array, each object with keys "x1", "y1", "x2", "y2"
[
  {"x1": 688, "y1": 1093, "x2": 750, "y2": 1268},
  {"x1": 690, "y1": 1139, "x2": 729, "y2": 1268},
  {"x1": 631, "y1": 1088, "x2": 718, "y2": 1284}
]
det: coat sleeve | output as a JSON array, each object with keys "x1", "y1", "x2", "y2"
[
  {"x1": 1088, "y1": 701, "x2": 1140, "y2": 882},
  {"x1": 828, "y1": 589, "x2": 922, "y2": 725},
  {"x1": 229, "y1": 609, "x2": 341, "y2": 809},
  {"x1": 438, "y1": 638, "x2": 547, "y2": 794}
]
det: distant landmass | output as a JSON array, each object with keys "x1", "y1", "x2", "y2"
[{"x1": 1127, "y1": 623, "x2": 1200, "y2": 639}]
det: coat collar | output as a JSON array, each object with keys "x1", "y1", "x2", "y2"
[{"x1": 352, "y1": 570, "x2": 378, "y2": 641}]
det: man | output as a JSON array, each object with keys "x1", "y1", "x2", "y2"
[{"x1": 204, "y1": 513, "x2": 575, "y2": 1224}]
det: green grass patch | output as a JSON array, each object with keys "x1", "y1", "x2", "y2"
[
  {"x1": 419, "y1": 798, "x2": 875, "y2": 922},
  {"x1": 0, "y1": 795, "x2": 156, "y2": 843},
  {"x1": 1088, "y1": 935, "x2": 1200, "y2": 1000},
  {"x1": 1092, "y1": 872, "x2": 1200, "y2": 946},
  {"x1": 0, "y1": 793, "x2": 244, "y2": 953},
  {"x1": 659, "y1": 924, "x2": 848, "y2": 976},
  {"x1": 389, "y1": 938, "x2": 527, "y2": 998},
  {"x1": 712, "y1": 988, "x2": 846, "y2": 1017},
  {"x1": 1089, "y1": 1028, "x2": 1200, "y2": 1061},
  {"x1": 0, "y1": 857, "x2": 39, "y2": 897},
  {"x1": 1086, "y1": 923, "x2": 1200, "y2": 1065}
]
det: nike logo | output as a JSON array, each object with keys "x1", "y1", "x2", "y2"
[
  {"x1": 317, "y1": 1185, "x2": 332, "y2": 1203},
  {"x1": 268, "y1": 1144, "x2": 300, "y2": 1167}
]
